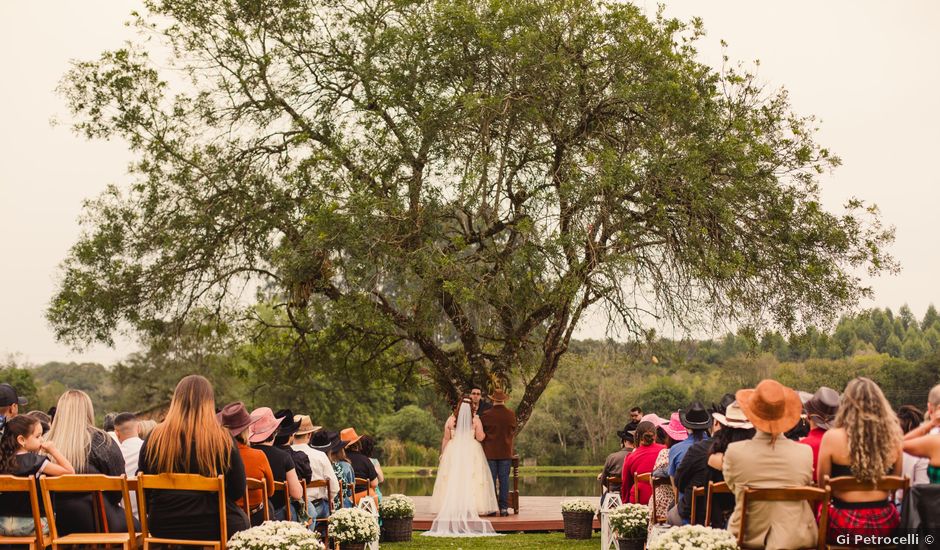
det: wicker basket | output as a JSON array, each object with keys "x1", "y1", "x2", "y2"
[
  {"x1": 617, "y1": 537, "x2": 646, "y2": 550},
  {"x1": 338, "y1": 543, "x2": 366, "y2": 550},
  {"x1": 380, "y1": 516, "x2": 414, "y2": 542},
  {"x1": 562, "y1": 511, "x2": 594, "y2": 539}
]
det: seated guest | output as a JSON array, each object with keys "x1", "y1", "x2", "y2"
[
  {"x1": 799, "y1": 386, "x2": 839, "y2": 482},
  {"x1": 670, "y1": 402, "x2": 711, "y2": 482},
  {"x1": 725, "y1": 380, "x2": 817, "y2": 550},
  {"x1": 598, "y1": 425, "x2": 634, "y2": 501},
  {"x1": 114, "y1": 412, "x2": 144, "y2": 516},
  {"x1": 818, "y1": 377, "x2": 903, "y2": 542},
  {"x1": 103, "y1": 412, "x2": 119, "y2": 443},
  {"x1": 654, "y1": 413, "x2": 687, "y2": 524},
  {"x1": 293, "y1": 418, "x2": 340, "y2": 521},
  {"x1": 0, "y1": 415, "x2": 75, "y2": 536},
  {"x1": 274, "y1": 409, "x2": 316, "y2": 525},
  {"x1": 902, "y1": 403, "x2": 940, "y2": 484},
  {"x1": 25, "y1": 410, "x2": 51, "y2": 435},
  {"x1": 621, "y1": 421, "x2": 664, "y2": 504},
  {"x1": 138, "y1": 419, "x2": 157, "y2": 439},
  {"x1": 250, "y1": 407, "x2": 303, "y2": 519},
  {"x1": 138, "y1": 375, "x2": 249, "y2": 538},
  {"x1": 341, "y1": 428, "x2": 378, "y2": 501},
  {"x1": 0, "y1": 384, "x2": 27, "y2": 420},
  {"x1": 47, "y1": 390, "x2": 135, "y2": 535},
  {"x1": 897, "y1": 405, "x2": 930, "y2": 488},
  {"x1": 359, "y1": 435, "x2": 384, "y2": 503},
  {"x1": 219, "y1": 402, "x2": 274, "y2": 526},
  {"x1": 324, "y1": 433, "x2": 354, "y2": 509}
]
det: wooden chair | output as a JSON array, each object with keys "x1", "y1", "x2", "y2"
[
  {"x1": 649, "y1": 475, "x2": 675, "y2": 524},
  {"x1": 243, "y1": 477, "x2": 270, "y2": 523},
  {"x1": 821, "y1": 475, "x2": 909, "y2": 550},
  {"x1": 273, "y1": 481, "x2": 291, "y2": 520},
  {"x1": 0, "y1": 475, "x2": 47, "y2": 550},
  {"x1": 308, "y1": 479, "x2": 333, "y2": 547},
  {"x1": 603, "y1": 475, "x2": 620, "y2": 493},
  {"x1": 137, "y1": 473, "x2": 226, "y2": 550},
  {"x1": 40, "y1": 474, "x2": 137, "y2": 550},
  {"x1": 510, "y1": 455, "x2": 520, "y2": 514},
  {"x1": 689, "y1": 485, "x2": 706, "y2": 525},
  {"x1": 633, "y1": 472, "x2": 651, "y2": 504},
  {"x1": 705, "y1": 481, "x2": 732, "y2": 528},
  {"x1": 738, "y1": 486, "x2": 829, "y2": 550}
]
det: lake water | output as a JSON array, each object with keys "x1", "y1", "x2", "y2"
[{"x1": 383, "y1": 473, "x2": 601, "y2": 497}]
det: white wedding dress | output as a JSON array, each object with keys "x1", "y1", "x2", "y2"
[{"x1": 423, "y1": 402, "x2": 499, "y2": 537}]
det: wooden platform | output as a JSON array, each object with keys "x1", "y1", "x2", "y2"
[{"x1": 412, "y1": 496, "x2": 601, "y2": 532}]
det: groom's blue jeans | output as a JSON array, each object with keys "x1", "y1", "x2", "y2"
[{"x1": 488, "y1": 459, "x2": 512, "y2": 511}]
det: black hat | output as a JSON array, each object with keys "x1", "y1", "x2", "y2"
[
  {"x1": 616, "y1": 424, "x2": 636, "y2": 442},
  {"x1": 310, "y1": 429, "x2": 337, "y2": 452},
  {"x1": 0, "y1": 384, "x2": 27, "y2": 408},
  {"x1": 710, "y1": 393, "x2": 736, "y2": 416},
  {"x1": 274, "y1": 409, "x2": 301, "y2": 438},
  {"x1": 679, "y1": 401, "x2": 713, "y2": 430}
]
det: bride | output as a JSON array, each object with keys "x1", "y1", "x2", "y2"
[{"x1": 423, "y1": 397, "x2": 499, "y2": 537}]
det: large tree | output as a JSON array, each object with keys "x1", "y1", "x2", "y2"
[{"x1": 50, "y1": 0, "x2": 894, "y2": 429}]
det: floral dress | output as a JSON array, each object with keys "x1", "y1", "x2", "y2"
[
  {"x1": 650, "y1": 448, "x2": 674, "y2": 528},
  {"x1": 332, "y1": 460, "x2": 355, "y2": 510}
]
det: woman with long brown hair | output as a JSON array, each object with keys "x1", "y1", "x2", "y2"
[
  {"x1": 817, "y1": 377, "x2": 903, "y2": 543},
  {"x1": 138, "y1": 375, "x2": 249, "y2": 538}
]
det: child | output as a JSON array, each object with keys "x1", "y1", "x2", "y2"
[{"x1": 0, "y1": 415, "x2": 75, "y2": 535}]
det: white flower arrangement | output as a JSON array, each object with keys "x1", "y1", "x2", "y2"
[
  {"x1": 379, "y1": 493, "x2": 415, "y2": 519},
  {"x1": 607, "y1": 503, "x2": 650, "y2": 539},
  {"x1": 560, "y1": 498, "x2": 597, "y2": 514},
  {"x1": 646, "y1": 524, "x2": 738, "y2": 550},
  {"x1": 329, "y1": 508, "x2": 380, "y2": 543},
  {"x1": 227, "y1": 520, "x2": 324, "y2": 550}
]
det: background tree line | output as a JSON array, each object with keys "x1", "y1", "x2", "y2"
[{"x1": 5, "y1": 305, "x2": 938, "y2": 467}]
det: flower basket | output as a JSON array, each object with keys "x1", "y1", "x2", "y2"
[
  {"x1": 379, "y1": 494, "x2": 414, "y2": 542},
  {"x1": 329, "y1": 508, "x2": 380, "y2": 546},
  {"x1": 560, "y1": 498, "x2": 597, "y2": 539},
  {"x1": 338, "y1": 543, "x2": 365, "y2": 550},
  {"x1": 646, "y1": 524, "x2": 738, "y2": 550},
  {"x1": 227, "y1": 520, "x2": 324, "y2": 550},
  {"x1": 608, "y1": 503, "x2": 649, "y2": 550}
]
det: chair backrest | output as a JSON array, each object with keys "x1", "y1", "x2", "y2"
[
  {"x1": 354, "y1": 477, "x2": 375, "y2": 506},
  {"x1": 40, "y1": 474, "x2": 136, "y2": 544},
  {"x1": 0, "y1": 475, "x2": 45, "y2": 547},
  {"x1": 633, "y1": 472, "x2": 651, "y2": 503},
  {"x1": 690, "y1": 486, "x2": 706, "y2": 525},
  {"x1": 604, "y1": 475, "x2": 620, "y2": 492},
  {"x1": 824, "y1": 475, "x2": 909, "y2": 494},
  {"x1": 244, "y1": 477, "x2": 270, "y2": 521},
  {"x1": 308, "y1": 479, "x2": 334, "y2": 513},
  {"x1": 273, "y1": 480, "x2": 291, "y2": 520},
  {"x1": 137, "y1": 473, "x2": 226, "y2": 550},
  {"x1": 705, "y1": 481, "x2": 731, "y2": 528},
  {"x1": 738, "y1": 486, "x2": 828, "y2": 550}
]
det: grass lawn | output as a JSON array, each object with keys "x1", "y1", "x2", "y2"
[{"x1": 381, "y1": 532, "x2": 599, "y2": 549}]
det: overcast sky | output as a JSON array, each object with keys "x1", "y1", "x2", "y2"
[{"x1": 1, "y1": 1, "x2": 938, "y2": 366}]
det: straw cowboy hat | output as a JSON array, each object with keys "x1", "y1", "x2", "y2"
[
  {"x1": 248, "y1": 407, "x2": 284, "y2": 443},
  {"x1": 736, "y1": 380, "x2": 803, "y2": 435},
  {"x1": 712, "y1": 401, "x2": 754, "y2": 429},
  {"x1": 294, "y1": 414, "x2": 321, "y2": 436}
]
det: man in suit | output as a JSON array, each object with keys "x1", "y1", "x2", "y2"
[
  {"x1": 481, "y1": 389, "x2": 516, "y2": 516},
  {"x1": 724, "y1": 379, "x2": 817, "y2": 550}
]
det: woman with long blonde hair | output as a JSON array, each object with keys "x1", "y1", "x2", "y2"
[
  {"x1": 138, "y1": 375, "x2": 248, "y2": 537},
  {"x1": 47, "y1": 390, "x2": 133, "y2": 534},
  {"x1": 817, "y1": 377, "x2": 903, "y2": 543}
]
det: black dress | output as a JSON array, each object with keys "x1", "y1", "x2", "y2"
[
  {"x1": 52, "y1": 430, "x2": 135, "y2": 535},
  {"x1": 137, "y1": 435, "x2": 249, "y2": 539}
]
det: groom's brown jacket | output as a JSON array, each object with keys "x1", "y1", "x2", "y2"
[{"x1": 481, "y1": 404, "x2": 517, "y2": 460}]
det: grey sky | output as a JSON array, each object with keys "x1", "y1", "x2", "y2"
[{"x1": 1, "y1": 1, "x2": 938, "y2": 365}]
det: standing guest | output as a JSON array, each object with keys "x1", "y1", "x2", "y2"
[
  {"x1": 138, "y1": 419, "x2": 157, "y2": 440},
  {"x1": 897, "y1": 405, "x2": 930, "y2": 488},
  {"x1": 0, "y1": 415, "x2": 74, "y2": 536},
  {"x1": 817, "y1": 377, "x2": 903, "y2": 543},
  {"x1": 0, "y1": 383, "x2": 27, "y2": 420},
  {"x1": 621, "y1": 421, "x2": 665, "y2": 505},
  {"x1": 481, "y1": 389, "x2": 517, "y2": 516},
  {"x1": 325, "y1": 433, "x2": 354, "y2": 509},
  {"x1": 725, "y1": 380, "x2": 817, "y2": 550},
  {"x1": 470, "y1": 386, "x2": 492, "y2": 415},
  {"x1": 799, "y1": 386, "x2": 840, "y2": 482},
  {"x1": 114, "y1": 412, "x2": 144, "y2": 516},
  {"x1": 218, "y1": 402, "x2": 274, "y2": 527},
  {"x1": 341, "y1": 428, "x2": 379, "y2": 504},
  {"x1": 293, "y1": 419, "x2": 340, "y2": 521},
  {"x1": 250, "y1": 407, "x2": 303, "y2": 519},
  {"x1": 653, "y1": 413, "x2": 687, "y2": 524},
  {"x1": 137, "y1": 375, "x2": 249, "y2": 538},
  {"x1": 47, "y1": 390, "x2": 134, "y2": 535},
  {"x1": 598, "y1": 426, "x2": 634, "y2": 500}
]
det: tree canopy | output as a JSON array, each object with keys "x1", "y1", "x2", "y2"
[{"x1": 50, "y1": 0, "x2": 894, "y2": 429}]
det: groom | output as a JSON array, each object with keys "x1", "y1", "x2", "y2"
[{"x1": 481, "y1": 389, "x2": 517, "y2": 516}]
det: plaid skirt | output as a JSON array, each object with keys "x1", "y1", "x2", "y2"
[{"x1": 826, "y1": 499, "x2": 899, "y2": 543}]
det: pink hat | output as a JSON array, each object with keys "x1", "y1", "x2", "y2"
[
  {"x1": 248, "y1": 407, "x2": 284, "y2": 443},
  {"x1": 641, "y1": 413, "x2": 668, "y2": 427},
  {"x1": 660, "y1": 412, "x2": 689, "y2": 441}
]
